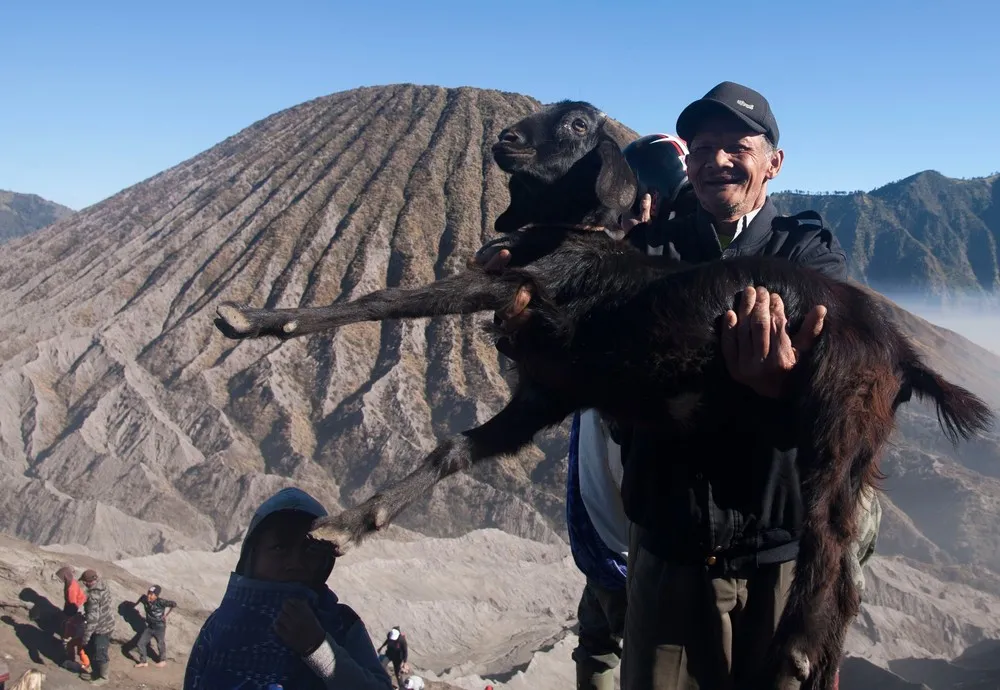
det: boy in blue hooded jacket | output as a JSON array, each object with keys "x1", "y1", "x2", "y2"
[{"x1": 183, "y1": 487, "x2": 392, "y2": 690}]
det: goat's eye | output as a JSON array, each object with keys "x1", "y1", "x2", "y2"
[{"x1": 571, "y1": 118, "x2": 588, "y2": 133}]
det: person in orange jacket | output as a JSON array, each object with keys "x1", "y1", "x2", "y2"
[
  {"x1": 57, "y1": 566, "x2": 87, "y2": 610},
  {"x1": 55, "y1": 566, "x2": 91, "y2": 673}
]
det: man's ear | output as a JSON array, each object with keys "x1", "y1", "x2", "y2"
[
  {"x1": 594, "y1": 139, "x2": 638, "y2": 215},
  {"x1": 765, "y1": 146, "x2": 785, "y2": 181}
]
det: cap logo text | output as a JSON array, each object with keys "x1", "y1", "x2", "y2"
[{"x1": 736, "y1": 99, "x2": 755, "y2": 110}]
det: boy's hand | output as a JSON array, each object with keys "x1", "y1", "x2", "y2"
[{"x1": 274, "y1": 598, "x2": 326, "y2": 657}]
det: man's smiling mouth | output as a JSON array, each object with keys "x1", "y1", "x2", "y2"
[{"x1": 705, "y1": 177, "x2": 745, "y2": 187}]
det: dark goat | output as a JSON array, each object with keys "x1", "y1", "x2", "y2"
[{"x1": 213, "y1": 100, "x2": 994, "y2": 689}]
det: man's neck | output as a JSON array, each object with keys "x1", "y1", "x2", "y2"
[
  {"x1": 713, "y1": 196, "x2": 766, "y2": 225},
  {"x1": 714, "y1": 218, "x2": 741, "y2": 237},
  {"x1": 709, "y1": 201, "x2": 766, "y2": 249}
]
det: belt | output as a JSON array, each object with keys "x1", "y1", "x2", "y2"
[{"x1": 637, "y1": 527, "x2": 799, "y2": 578}]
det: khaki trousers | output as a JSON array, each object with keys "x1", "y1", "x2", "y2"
[
  {"x1": 621, "y1": 539, "x2": 798, "y2": 690},
  {"x1": 573, "y1": 579, "x2": 628, "y2": 690}
]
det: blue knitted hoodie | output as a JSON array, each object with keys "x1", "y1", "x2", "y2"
[{"x1": 183, "y1": 488, "x2": 391, "y2": 690}]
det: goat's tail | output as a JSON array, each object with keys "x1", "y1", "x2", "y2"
[{"x1": 902, "y1": 360, "x2": 995, "y2": 445}]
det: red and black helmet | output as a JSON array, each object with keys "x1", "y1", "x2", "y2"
[{"x1": 621, "y1": 133, "x2": 690, "y2": 217}]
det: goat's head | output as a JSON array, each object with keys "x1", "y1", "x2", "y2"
[{"x1": 492, "y1": 100, "x2": 637, "y2": 233}]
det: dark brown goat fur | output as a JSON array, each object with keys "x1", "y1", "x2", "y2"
[{"x1": 214, "y1": 101, "x2": 994, "y2": 689}]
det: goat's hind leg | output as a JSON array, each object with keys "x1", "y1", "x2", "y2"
[
  {"x1": 757, "y1": 370, "x2": 896, "y2": 688},
  {"x1": 793, "y1": 550, "x2": 860, "y2": 690},
  {"x1": 808, "y1": 550, "x2": 860, "y2": 690},
  {"x1": 215, "y1": 269, "x2": 520, "y2": 341},
  {"x1": 311, "y1": 384, "x2": 575, "y2": 555},
  {"x1": 756, "y1": 447, "x2": 856, "y2": 688}
]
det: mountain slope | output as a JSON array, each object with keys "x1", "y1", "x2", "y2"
[
  {"x1": 0, "y1": 190, "x2": 75, "y2": 243},
  {"x1": 773, "y1": 172, "x2": 1000, "y2": 298},
  {"x1": 0, "y1": 84, "x2": 618, "y2": 558},
  {"x1": 0, "y1": 84, "x2": 996, "y2": 607},
  {"x1": 0, "y1": 82, "x2": 998, "y2": 681}
]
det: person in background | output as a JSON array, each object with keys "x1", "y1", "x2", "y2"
[
  {"x1": 376, "y1": 627, "x2": 409, "y2": 687},
  {"x1": 79, "y1": 569, "x2": 115, "y2": 686},
  {"x1": 183, "y1": 487, "x2": 391, "y2": 689},
  {"x1": 62, "y1": 607, "x2": 91, "y2": 673},
  {"x1": 5, "y1": 669, "x2": 45, "y2": 690},
  {"x1": 133, "y1": 584, "x2": 177, "y2": 668},
  {"x1": 56, "y1": 566, "x2": 87, "y2": 614},
  {"x1": 566, "y1": 133, "x2": 692, "y2": 690},
  {"x1": 55, "y1": 565, "x2": 91, "y2": 673}
]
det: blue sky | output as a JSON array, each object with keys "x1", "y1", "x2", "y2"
[{"x1": 2, "y1": 0, "x2": 998, "y2": 210}]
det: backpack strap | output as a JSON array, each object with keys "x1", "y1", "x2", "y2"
[{"x1": 773, "y1": 209, "x2": 827, "y2": 232}]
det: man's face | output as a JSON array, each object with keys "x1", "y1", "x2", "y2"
[
  {"x1": 147, "y1": 592, "x2": 157, "y2": 602},
  {"x1": 685, "y1": 113, "x2": 783, "y2": 221}
]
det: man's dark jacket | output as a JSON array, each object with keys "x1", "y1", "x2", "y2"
[{"x1": 620, "y1": 196, "x2": 848, "y2": 576}]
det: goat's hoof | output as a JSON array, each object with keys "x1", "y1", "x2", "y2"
[
  {"x1": 310, "y1": 516, "x2": 357, "y2": 558},
  {"x1": 787, "y1": 648, "x2": 811, "y2": 682},
  {"x1": 758, "y1": 642, "x2": 812, "y2": 687},
  {"x1": 310, "y1": 502, "x2": 392, "y2": 557},
  {"x1": 215, "y1": 302, "x2": 299, "y2": 341},
  {"x1": 215, "y1": 302, "x2": 258, "y2": 339}
]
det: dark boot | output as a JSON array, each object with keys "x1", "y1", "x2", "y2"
[
  {"x1": 89, "y1": 661, "x2": 109, "y2": 685},
  {"x1": 576, "y1": 661, "x2": 615, "y2": 690}
]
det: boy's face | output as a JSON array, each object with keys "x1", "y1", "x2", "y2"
[
  {"x1": 251, "y1": 513, "x2": 333, "y2": 585},
  {"x1": 147, "y1": 592, "x2": 158, "y2": 602}
]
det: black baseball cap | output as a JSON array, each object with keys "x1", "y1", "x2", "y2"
[{"x1": 676, "y1": 81, "x2": 780, "y2": 145}]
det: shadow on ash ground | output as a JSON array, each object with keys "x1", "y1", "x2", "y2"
[
  {"x1": 0, "y1": 616, "x2": 181, "y2": 689},
  {"x1": 0, "y1": 611, "x2": 463, "y2": 690}
]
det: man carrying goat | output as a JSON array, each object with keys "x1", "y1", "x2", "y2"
[
  {"x1": 488, "y1": 82, "x2": 883, "y2": 690},
  {"x1": 622, "y1": 82, "x2": 885, "y2": 690}
]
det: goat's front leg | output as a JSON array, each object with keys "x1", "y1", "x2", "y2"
[
  {"x1": 310, "y1": 384, "x2": 575, "y2": 556},
  {"x1": 215, "y1": 268, "x2": 523, "y2": 341}
]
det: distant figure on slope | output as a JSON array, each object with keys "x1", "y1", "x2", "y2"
[
  {"x1": 79, "y1": 569, "x2": 115, "y2": 686},
  {"x1": 183, "y1": 487, "x2": 392, "y2": 690},
  {"x1": 55, "y1": 565, "x2": 90, "y2": 673},
  {"x1": 132, "y1": 584, "x2": 177, "y2": 668},
  {"x1": 56, "y1": 566, "x2": 88, "y2": 614},
  {"x1": 376, "y1": 627, "x2": 409, "y2": 687}
]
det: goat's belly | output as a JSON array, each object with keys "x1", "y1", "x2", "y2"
[
  {"x1": 519, "y1": 356, "x2": 578, "y2": 393},
  {"x1": 581, "y1": 353, "x2": 725, "y2": 428}
]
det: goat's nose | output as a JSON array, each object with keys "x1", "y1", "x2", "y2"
[{"x1": 498, "y1": 128, "x2": 523, "y2": 144}]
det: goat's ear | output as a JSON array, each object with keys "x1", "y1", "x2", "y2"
[{"x1": 594, "y1": 139, "x2": 638, "y2": 214}]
